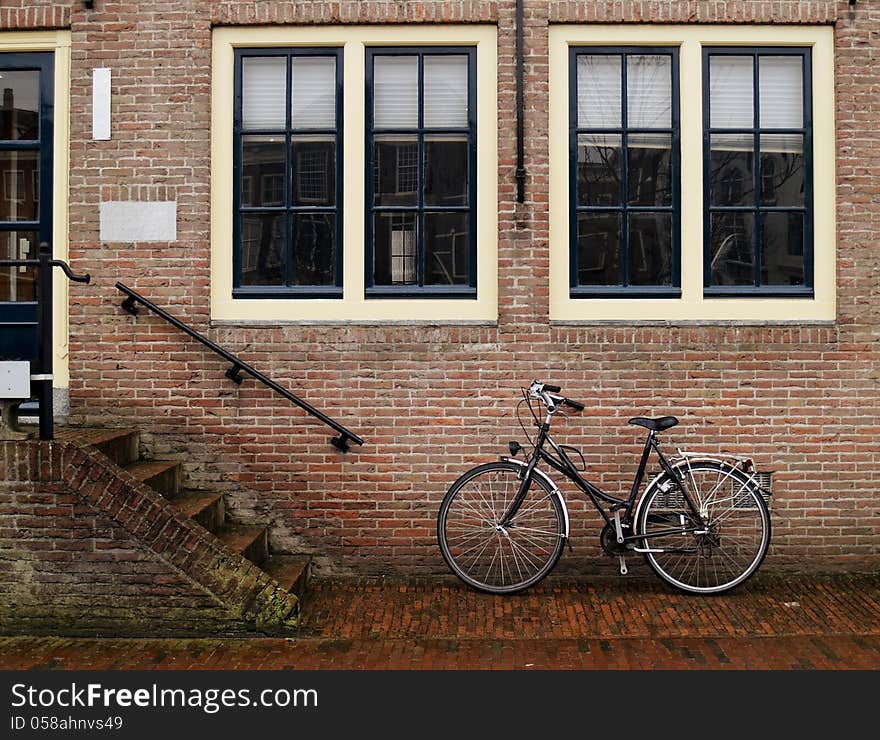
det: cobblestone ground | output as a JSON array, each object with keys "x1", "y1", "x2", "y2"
[{"x1": 1, "y1": 573, "x2": 878, "y2": 669}]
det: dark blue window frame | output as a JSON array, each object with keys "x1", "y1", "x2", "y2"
[
  {"x1": 568, "y1": 46, "x2": 681, "y2": 298},
  {"x1": 365, "y1": 47, "x2": 478, "y2": 299},
  {"x1": 702, "y1": 47, "x2": 814, "y2": 297},
  {"x1": 232, "y1": 47, "x2": 344, "y2": 299}
]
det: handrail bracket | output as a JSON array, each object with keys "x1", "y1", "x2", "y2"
[
  {"x1": 225, "y1": 364, "x2": 245, "y2": 385},
  {"x1": 121, "y1": 295, "x2": 139, "y2": 316}
]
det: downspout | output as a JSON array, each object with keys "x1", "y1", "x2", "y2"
[{"x1": 515, "y1": 0, "x2": 525, "y2": 202}]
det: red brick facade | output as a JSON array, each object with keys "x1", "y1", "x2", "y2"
[{"x1": 3, "y1": 1, "x2": 878, "y2": 577}]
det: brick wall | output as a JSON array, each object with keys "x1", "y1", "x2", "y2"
[{"x1": 5, "y1": 1, "x2": 879, "y2": 576}]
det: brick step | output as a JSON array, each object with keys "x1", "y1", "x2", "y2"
[
  {"x1": 172, "y1": 491, "x2": 225, "y2": 533},
  {"x1": 216, "y1": 525, "x2": 268, "y2": 568},
  {"x1": 56, "y1": 427, "x2": 139, "y2": 468},
  {"x1": 262, "y1": 555, "x2": 312, "y2": 599},
  {"x1": 123, "y1": 460, "x2": 181, "y2": 498}
]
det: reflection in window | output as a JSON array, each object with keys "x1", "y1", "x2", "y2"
[
  {"x1": 367, "y1": 48, "x2": 475, "y2": 294},
  {"x1": 705, "y1": 49, "x2": 811, "y2": 291},
  {"x1": 235, "y1": 50, "x2": 342, "y2": 294},
  {"x1": 571, "y1": 49, "x2": 679, "y2": 292}
]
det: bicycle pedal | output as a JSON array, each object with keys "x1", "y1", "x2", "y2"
[{"x1": 618, "y1": 554, "x2": 628, "y2": 576}]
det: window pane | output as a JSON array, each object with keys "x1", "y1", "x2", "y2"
[
  {"x1": 292, "y1": 213, "x2": 335, "y2": 286},
  {"x1": 577, "y1": 55, "x2": 622, "y2": 128},
  {"x1": 373, "y1": 212, "x2": 417, "y2": 285},
  {"x1": 760, "y1": 134, "x2": 804, "y2": 207},
  {"x1": 292, "y1": 135, "x2": 335, "y2": 206},
  {"x1": 759, "y1": 56, "x2": 803, "y2": 129},
  {"x1": 373, "y1": 135, "x2": 419, "y2": 206},
  {"x1": 424, "y1": 135, "x2": 468, "y2": 206},
  {"x1": 0, "y1": 71, "x2": 40, "y2": 140},
  {"x1": 424, "y1": 55, "x2": 468, "y2": 128},
  {"x1": 576, "y1": 133, "x2": 621, "y2": 206},
  {"x1": 628, "y1": 134, "x2": 672, "y2": 206},
  {"x1": 291, "y1": 57, "x2": 336, "y2": 129},
  {"x1": 709, "y1": 134, "x2": 755, "y2": 207},
  {"x1": 761, "y1": 212, "x2": 804, "y2": 286},
  {"x1": 627, "y1": 55, "x2": 672, "y2": 129},
  {"x1": 0, "y1": 230, "x2": 38, "y2": 301},
  {"x1": 709, "y1": 56, "x2": 753, "y2": 129},
  {"x1": 241, "y1": 135, "x2": 285, "y2": 207},
  {"x1": 628, "y1": 213, "x2": 673, "y2": 286},
  {"x1": 709, "y1": 212, "x2": 755, "y2": 287},
  {"x1": 424, "y1": 212, "x2": 468, "y2": 286},
  {"x1": 374, "y1": 56, "x2": 418, "y2": 128},
  {"x1": 576, "y1": 212, "x2": 622, "y2": 286},
  {"x1": 0, "y1": 151, "x2": 38, "y2": 221},
  {"x1": 242, "y1": 57, "x2": 286, "y2": 129},
  {"x1": 240, "y1": 213, "x2": 285, "y2": 286}
]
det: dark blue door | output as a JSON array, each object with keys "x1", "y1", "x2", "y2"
[{"x1": 0, "y1": 53, "x2": 53, "y2": 361}]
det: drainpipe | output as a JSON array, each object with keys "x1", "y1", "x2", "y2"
[{"x1": 515, "y1": 0, "x2": 525, "y2": 203}]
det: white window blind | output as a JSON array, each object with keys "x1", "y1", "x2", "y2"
[
  {"x1": 424, "y1": 55, "x2": 468, "y2": 128},
  {"x1": 374, "y1": 56, "x2": 418, "y2": 128},
  {"x1": 577, "y1": 55, "x2": 621, "y2": 128},
  {"x1": 759, "y1": 56, "x2": 803, "y2": 129},
  {"x1": 292, "y1": 57, "x2": 336, "y2": 129},
  {"x1": 627, "y1": 55, "x2": 672, "y2": 129},
  {"x1": 242, "y1": 57, "x2": 286, "y2": 129},
  {"x1": 709, "y1": 56, "x2": 754, "y2": 129}
]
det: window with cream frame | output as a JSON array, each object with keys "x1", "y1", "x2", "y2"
[
  {"x1": 212, "y1": 26, "x2": 497, "y2": 324},
  {"x1": 549, "y1": 25, "x2": 835, "y2": 323}
]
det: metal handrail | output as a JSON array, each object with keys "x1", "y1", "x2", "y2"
[{"x1": 115, "y1": 282, "x2": 364, "y2": 452}]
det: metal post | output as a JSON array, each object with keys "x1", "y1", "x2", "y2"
[{"x1": 36, "y1": 242, "x2": 53, "y2": 440}]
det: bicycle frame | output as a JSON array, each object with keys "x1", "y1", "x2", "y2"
[{"x1": 500, "y1": 414, "x2": 704, "y2": 545}]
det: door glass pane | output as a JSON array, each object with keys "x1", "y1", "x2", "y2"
[
  {"x1": 627, "y1": 55, "x2": 672, "y2": 129},
  {"x1": 374, "y1": 56, "x2": 418, "y2": 129},
  {"x1": 0, "y1": 150, "x2": 38, "y2": 220},
  {"x1": 291, "y1": 57, "x2": 336, "y2": 129},
  {"x1": 576, "y1": 212, "x2": 622, "y2": 286},
  {"x1": 0, "y1": 230, "x2": 38, "y2": 301},
  {"x1": 424, "y1": 212, "x2": 468, "y2": 286},
  {"x1": 577, "y1": 55, "x2": 622, "y2": 128},
  {"x1": 709, "y1": 212, "x2": 755, "y2": 286},
  {"x1": 424, "y1": 55, "x2": 468, "y2": 128},
  {"x1": 0, "y1": 71, "x2": 39, "y2": 140},
  {"x1": 292, "y1": 213, "x2": 335, "y2": 286},
  {"x1": 760, "y1": 134, "x2": 804, "y2": 207},
  {"x1": 373, "y1": 212, "x2": 417, "y2": 286},
  {"x1": 759, "y1": 56, "x2": 803, "y2": 129},
  {"x1": 709, "y1": 56, "x2": 754, "y2": 129},
  {"x1": 761, "y1": 212, "x2": 804, "y2": 286},
  {"x1": 628, "y1": 213, "x2": 673, "y2": 286},
  {"x1": 373, "y1": 135, "x2": 418, "y2": 206},
  {"x1": 709, "y1": 134, "x2": 755, "y2": 207},
  {"x1": 424, "y1": 134, "x2": 468, "y2": 206},
  {"x1": 240, "y1": 213, "x2": 285, "y2": 286},
  {"x1": 241, "y1": 135, "x2": 285, "y2": 207},
  {"x1": 242, "y1": 57, "x2": 286, "y2": 130},
  {"x1": 292, "y1": 135, "x2": 335, "y2": 206},
  {"x1": 628, "y1": 134, "x2": 672, "y2": 206},
  {"x1": 576, "y1": 133, "x2": 621, "y2": 206}
]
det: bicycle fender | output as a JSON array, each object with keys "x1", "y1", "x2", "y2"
[{"x1": 501, "y1": 457, "x2": 570, "y2": 539}]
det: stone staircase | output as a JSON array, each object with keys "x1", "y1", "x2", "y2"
[{"x1": 55, "y1": 426, "x2": 311, "y2": 618}]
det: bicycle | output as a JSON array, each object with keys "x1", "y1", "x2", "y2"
[{"x1": 437, "y1": 381, "x2": 771, "y2": 595}]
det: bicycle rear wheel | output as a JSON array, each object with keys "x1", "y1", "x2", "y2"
[
  {"x1": 437, "y1": 461, "x2": 566, "y2": 594},
  {"x1": 636, "y1": 460, "x2": 770, "y2": 595}
]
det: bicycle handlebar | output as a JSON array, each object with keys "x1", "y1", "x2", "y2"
[{"x1": 529, "y1": 381, "x2": 585, "y2": 412}]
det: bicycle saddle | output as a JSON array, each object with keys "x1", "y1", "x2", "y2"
[{"x1": 628, "y1": 416, "x2": 679, "y2": 432}]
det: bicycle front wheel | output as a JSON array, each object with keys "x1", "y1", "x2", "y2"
[
  {"x1": 636, "y1": 461, "x2": 770, "y2": 595},
  {"x1": 437, "y1": 461, "x2": 566, "y2": 594}
]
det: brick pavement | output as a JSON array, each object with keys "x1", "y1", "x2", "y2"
[{"x1": 1, "y1": 573, "x2": 878, "y2": 669}]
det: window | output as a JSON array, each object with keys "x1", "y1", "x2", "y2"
[
  {"x1": 233, "y1": 49, "x2": 342, "y2": 297},
  {"x1": 366, "y1": 48, "x2": 477, "y2": 297},
  {"x1": 704, "y1": 48, "x2": 812, "y2": 295},
  {"x1": 549, "y1": 25, "x2": 834, "y2": 323},
  {"x1": 570, "y1": 47, "x2": 680, "y2": 296}
]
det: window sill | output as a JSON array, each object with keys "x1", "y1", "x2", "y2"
[
  {"x1": 570, "y1": 286, "x2": 681, "y2": 299},
  {"x1": 703, "y1": 286, "x2": 814, "y2": 299},
  {"x1": 232, "y1": 286, "x2": 344, "y2": 300},
  {"x1": 365, "y1": 286, "x2": 477, "y2": 300}
]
